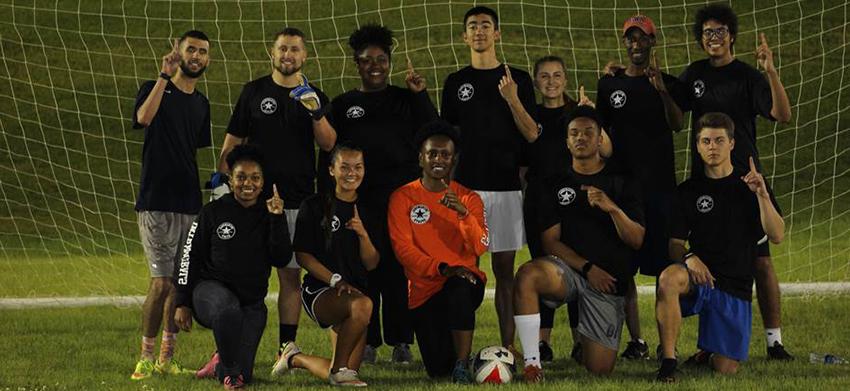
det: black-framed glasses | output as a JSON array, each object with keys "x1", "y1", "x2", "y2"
[{"x1": 702, "y1": 27, "x2": 729, "y2": 39}]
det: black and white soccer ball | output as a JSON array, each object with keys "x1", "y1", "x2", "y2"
[{"x1": 471, "y1": 345, "x2": 515, "y2": 384}]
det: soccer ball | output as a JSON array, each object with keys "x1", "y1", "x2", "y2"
[{"x1": 472, "y1": 346, "x2": 515, "y2": 384}]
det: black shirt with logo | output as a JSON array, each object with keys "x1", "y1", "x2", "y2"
[
  {"x1": 537, "y1": 164, "x2": 644, "y2": 295},
  {"x1": 441, "y1": 65, "x2": 537, "y2": 191},
  {"x1": 676, "y1": 59, "x2": 774, "y2": 177},
  {"x1": 175, "y1": 193, "x2": 292, "y2": 308},
  {"x1": 671, "y1": 174, "x2": 765, "y2": 301},
  {"x1": 293, "y1": 194, "x2": 381, "y2": 291},
  {"x1": 319, "y1": 86, "x2": 438, "y2": 197},
  {"x1": 132, "y1": 80, "x2": 211, "y2": 214},
  {"x1": 524, "y1": 102, "x2": 576, "y2": 184},
  {"x1": 227, "y1": 75, "x2": 331, "y2": 207},
  {"x1": 596, "y1": 71, "x2": 686, "y2": 193}
]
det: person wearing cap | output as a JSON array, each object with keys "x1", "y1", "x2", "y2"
[
  {"x1": 512, "y1": 106, "x2": 645, "y2": 382},
  {"x1": 387, "y1": 120, "x2": 489, "y2": 383},
  {"x1": 595, "y1": 14, "x2": 687, "y2": 360}
]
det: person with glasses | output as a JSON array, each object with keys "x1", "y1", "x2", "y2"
[
  {"x1": 674, "y1": 3, "x2": 793, "y2": 362},
  {"x1": 318, "y1": 23, "x2": 439, "y2": 365},
  {"x1": 596, "y1": 14, "x2": 687, "y2": 361}
]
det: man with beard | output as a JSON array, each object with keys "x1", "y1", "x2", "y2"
[
  {"x1": 441, "y1": 5, "x2": 538, "y2": 351},
  {"x1": 675, "y1": 3, "x2": 793, "y2": 360},
  {"x1": 130, "y1": 30, "x2": 212, "y2": 380},
  {"x1": 216, "y1": 28, "x2": 336, "y2": 372},
  {"x1": 596, "y1": 14, "x2": 686, "y2": 360}
]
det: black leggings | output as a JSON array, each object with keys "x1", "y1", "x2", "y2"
[
  {"x1": 411, "y1": 276, "x2": 485, "y2": 378},
  {"x1": 193, "y1": 280, "x2": 267, "y2": 383}
]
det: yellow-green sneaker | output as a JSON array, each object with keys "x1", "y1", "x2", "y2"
[
  {"x1": 155, "y1": 358, "x2": 197, "y2": 376},
  {"x1": 130, "y1": 358, "x2": 155, "y2": 381}
]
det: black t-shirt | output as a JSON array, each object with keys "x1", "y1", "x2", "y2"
[
  {"x1": 596, "y1": 71, "x2": 687, "y2": 193},
  {"x1": 293, "y1": 194, "x2": 380, "y2": 291},
  {"x1": 175, "y1": 194, "x2": 292, "y2": 309},
  {"x1": 132, "y1": 80, "x2": 211, "y2": 213},
  {"x1": 677, "y1": 59, "x2": 774, "y2": 177},
  {"x1": 671, "y1": 174, "x2": 765, "y2": 301},
  {"x1": 226, "y1": 75, "x2": 331, "y2": 207},
  {"x1": 441, "y1": 65, "x2": 537, "y2": 191},
  {"x1": 537, "y1": 164, "x2": 644, "y2": 295},
  {"x1": 524, "y1": 102, "x2": 576, "y2": 184}
]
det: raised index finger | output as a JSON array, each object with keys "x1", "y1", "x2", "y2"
[
  {"x1": 504, "y1": 64, "x2": 512, "y2": 79},
  {"x1": 273, "y1": 183, "x2": 280, "y2": 199},
  {"x1": 407, "y1": 57, "x2": 413, "y2": 72},
  {"x1": 749, "y1": 156, "x2": 758, "y2": 173},
  {"x1": 759, "y1": 33, "x2": 768, "y2": 47},
  {"x1": 353, "y1": 204, "x2": 359, "y2": 217},
  {"x1": 579, "y1": 85, "x2": 587, "y2": 99}
]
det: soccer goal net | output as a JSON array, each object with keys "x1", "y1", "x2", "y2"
[{"x1": 0, "y1": 1, "x2": 847, "y2": 298}]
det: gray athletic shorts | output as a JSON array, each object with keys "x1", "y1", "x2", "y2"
[
  {"x1": 474, "y1": 190, "x2": 525, "y2": 252},
  {"x1": 138, "y1": 211, "x2": 196, "y2": 278},
  {"x1": 539, "y1": 256, "x2": 625, "y2": 351},
  {"x1": 282, "y1": 208, "x2": 299, "y2": 269}
]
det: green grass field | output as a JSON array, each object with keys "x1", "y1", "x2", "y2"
[{"x1": 2, "y1": 295, "x2": 849, "y2": 390}]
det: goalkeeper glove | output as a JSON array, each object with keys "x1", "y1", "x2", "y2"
[
  {"x1": 289, "y1": 74, "x2": 326, "y2": 119},
  {"x1": 206, "y1": 172, "x2": 231, "y2": 201}
]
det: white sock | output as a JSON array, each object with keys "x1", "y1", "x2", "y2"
[
  {"x1": 514, "y1": 313, "x2": 541, "y2": 368},
  {"x1": 766, "y1": 328, "x2": 782, "y2": 347}
]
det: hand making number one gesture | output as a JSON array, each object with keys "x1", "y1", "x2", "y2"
[
  {"x1": 741, "y1": 156, "x2": 769, "y2": 198},
  {"x1": 756, "y1": 33, "x2": 776, "y2": 74},
  {"x1": 498, "y1": 64, "x2": 519, "y2": 103},
  {"x1": 345, "y1": 204, "x2": 369, "y2": 239},
  {"x1": 266, "y1": 184, "x2": 284, "y2": 215},
  {"x1": 439, "y1": 179, "x2": 468, "y2": 217},
  {"x1": 405, "y1": 57, "x2": 427, "y2": 93}
]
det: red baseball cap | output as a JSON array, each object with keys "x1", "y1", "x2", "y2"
[{"x1": 622, "y1": 14, "x2": 656, "y2": 36}]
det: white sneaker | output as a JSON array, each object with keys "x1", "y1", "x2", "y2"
[
  {"x1": 271, "y1": 341, "x2": 301, "y2": 377},
  {"x1": 329, "y1": 367, "x2": 367, "y2": 387}
]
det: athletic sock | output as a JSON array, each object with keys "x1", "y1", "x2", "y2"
[
  {"x1": 141, "y1": 336, "x2": 156, "y2": 361},
  {"x1": 766, "y1": 328, "x2": 782, "y2": 347},
  {"x1": 158, "y1": 330, "x2": 177, "y2": 362},
  {"x1": 514, "y1": 313, "x2": 541, "y2": 368},
  {"x1": 279, "y1": 324, "x2": 298, "y2": 348}
]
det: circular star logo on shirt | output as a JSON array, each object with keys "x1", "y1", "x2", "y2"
[
  {"x1": 216, "y1": 222, "x2": 236, "y2": 240},
  {"x1": 557, "y1": 187, "x2": 577, "y2": 206},
  {"x1": 457, "y1": 83, "x2": 475, "y2": 102},
  {"x1": 696, "y1": 195, "x2": 714, "y2": 213},
  {"x1": 693, "y1": 79, "x2": 706, "y2": 98},
  {"x1": 610, "y1": 90, "x2": 627, "y2": 108},
  {"x1": 330, "y1": 215, "x2": 341, "y2": 232},
  {"x1": 346, "y1": 105, "x2": 365, "y2": 119},
  {"x1": 260, "y1": 97, "x2": 277, "y2": 115},
  {"x1": 410, "y1": 204, "x2": 431, "y2": 224}
]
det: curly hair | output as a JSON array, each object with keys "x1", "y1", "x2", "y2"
[
  {"x1": 693, "y1": 3, "x2": 738, "y2": 51},
  {"x1": 225, "y1": 144, "x2": 265, "y2": 173},
  {"x1": 348, "y1": 23, "x2": 393, "y2": 59}
]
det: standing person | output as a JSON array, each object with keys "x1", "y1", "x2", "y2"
[
  {"x1": 596, "y1": 14, "x2": 686, "y2": 360},
  {"x1": 215, "y1": 28, "x2": 336, "y2": 369},
  {"x1": 676, "y1": 3, "x2": 793, "y2": 360},
  {"x1": 513, "y1": 106, "x2": 645, "y2": 382},
  {"x1": 441, "y1": 5, "x2": 539, "y2": 350},
  {"x1": 174, "y1": 145, "x2": 293, "y2": 389},
  {"x1": 274, "y1": 143, "x2": 380, "y2": 387},
  {"x1": 388, "y1": 121, "x2": 489, "y2": 383},
  {"x1": 321, "y1": 24, "x2": 438, "y2": 364},
  {"x1": 130, "y1": 30, "x2": 212, "y2": 380},
  {"x1": 655, "y1": 112, "x2": 785, "y2": 382}
]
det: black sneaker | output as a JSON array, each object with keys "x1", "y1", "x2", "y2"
[
  {"x1": 570, "y1": 342, "x2": 583, "y2": 364},
  {"x1": 621, "y1": 340, "x2": 650, "y2": 360},
  {"x1": 656, "y1": 358, "x2": 678, "y2": 383},
  {"x1": 767, "y1": 342, "x2": 794, "y2": 361},
  {"x1": 683, "y1": 350, "x2": 712, "y2": 367},
  {"x1": 539, "y1": 341, "x2": 554, "y2": 363}
]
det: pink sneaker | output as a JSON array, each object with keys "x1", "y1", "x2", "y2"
[{"x1": 196, "y1": 351, "x2": 220, "y2": 379}]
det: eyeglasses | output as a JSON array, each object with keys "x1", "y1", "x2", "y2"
[
  {"x1": 623, "y1": 35, "x2": 652, "y2": 46},
  {"x1": 702, "y1": 27, "x2": 729, "y2": 39}
]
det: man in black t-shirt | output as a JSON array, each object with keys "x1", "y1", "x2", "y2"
[
  {"x1": 441, "y1": 5, "x2": 539, "y2": 350},
  {"x1": 130, "y1": 30, "x2": 212, "y2": 381},
  {"x1": 596, "y1": 14, "x2": 686, "y2": 360},
  {"x1": 513, "y1": 107, "x2": 645, "y2": 382},
  {"x1": 216, "y1": 28, "x2": 337, "y2": 368},
  {"x1": 319, "y1": 24, "x2": 438, "y2": 364},
  {"x1": 674, "y1": 3, "x2": 793, "y2": 360},
  {"x1": 655, "y1": 112, "x2": 785, "y2": 382}
]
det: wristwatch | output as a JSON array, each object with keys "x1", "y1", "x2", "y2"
[
  {"x1": 581, "y1": 261, "x2": 593, "y2": 278},
  {"x1": 329, "y1": 273, "x2": 342, "y2": 288}
]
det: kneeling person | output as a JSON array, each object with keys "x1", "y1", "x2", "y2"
[
  {"x1": 655, "y1": 112, "x2": 785, "y2": 381},
  {"x1": 388, "y1": 121, "x2": 489, "y2": 383},
  {"x1": 513, "y1": 106, "x2": 645, "y2": 381},
  {"x1": 174, "y1": 145, "x2": 293, "y2": 388}
]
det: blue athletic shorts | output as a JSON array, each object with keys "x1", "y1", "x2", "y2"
[{"x1": 680, "y1": 284, "x2": 752, "y2": 361}]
